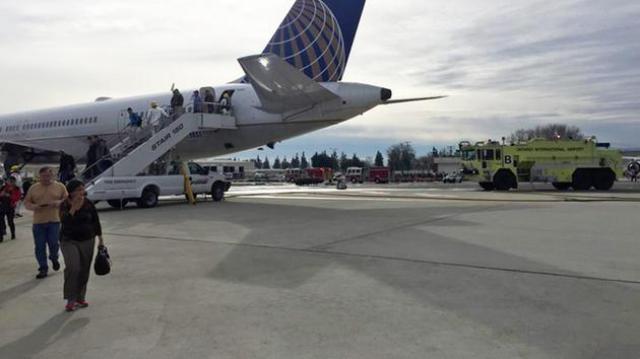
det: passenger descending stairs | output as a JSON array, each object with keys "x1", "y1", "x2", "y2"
[{"x1": 85, "y1": 112, "x2": 236, "y2": 188}]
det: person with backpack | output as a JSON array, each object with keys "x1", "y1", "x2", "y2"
[
  {"x1": 0, "y1": 177, "x2": 21, "y2": 242},
  {"x1": 59, "y1": 179, "x2": 104, "y2": 312}
]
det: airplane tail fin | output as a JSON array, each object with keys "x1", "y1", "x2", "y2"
[{"x1": 263, "y1": 0, "x2": 366, "y2": 82}]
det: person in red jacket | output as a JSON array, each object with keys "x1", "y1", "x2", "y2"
[{"x1": 0, "y1": 177, "x2": 22, "y2": 242}]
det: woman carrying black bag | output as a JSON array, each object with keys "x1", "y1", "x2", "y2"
[{"x1": 59, "y1": 180, "x2": 104, "y2": 312}]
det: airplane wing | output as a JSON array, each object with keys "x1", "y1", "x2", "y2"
[{"x1": 238, "y1": 54, "x2": 341, "y2": 113}]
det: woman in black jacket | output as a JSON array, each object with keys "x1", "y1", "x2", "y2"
[{"x1": 59, "y1": 180, "x2": 104, "y2": 312}]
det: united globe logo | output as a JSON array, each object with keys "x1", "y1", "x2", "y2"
[{"x1": 264, "y1": 0, "x2": 347, "y2": 82}]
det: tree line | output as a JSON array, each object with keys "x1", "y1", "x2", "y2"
[{"x1": 252, "y1": 124, "x2": 583, "y2": 172}]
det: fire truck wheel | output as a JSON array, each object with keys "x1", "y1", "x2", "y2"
[
  {"x1": 493, "y1": 170, "x2": 515, "y2": 191},
  {"x1": 351, "y1": 177, "x2": 358, "y2": 184},
  {"x1": 572, "y1": 169, "x2": 593, "y2": 191},
  {"x1": 593, "y1": 169, "x2": 615, "y2": 191},
  {"x1": 479, "y1": 182, "x2": 495, "y2": 191},
  {"x1": 552, "y1": 182, "x2": 571, "y2": 191}
]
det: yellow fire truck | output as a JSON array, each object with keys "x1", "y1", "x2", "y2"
[{"x1": 459, "y1": 138, "x2": 623, "y2": 191}]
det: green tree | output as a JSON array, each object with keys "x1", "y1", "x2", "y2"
[
  {"x1": 510, "y1": 124, "x2": 584, "y2": 142},
  {"x1": 301, "y1": 152, "x2": 309, "y2": 169},
  {"x1": 263, "y1": 157, "x2": 271, "y2": 169},
  {"x1": 387, "y1": 142, "x2": 416, "y2": 171},
  {"x1": 273, "y1": 157, "x2": 281, "y2": 169},
  {"x1": 374, "y1": 151, "x2": 384, "y2": 167}
]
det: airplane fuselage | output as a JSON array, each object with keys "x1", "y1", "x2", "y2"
[{"x1": 0, "y1": 82, "x2": 385, "y2": 163}]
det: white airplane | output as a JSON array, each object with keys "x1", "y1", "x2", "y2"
[{"x1": 0, "y1": 0, "x2": 443, "y2": 171}]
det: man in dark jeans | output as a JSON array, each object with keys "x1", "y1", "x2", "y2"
[{"x1": 24, "y1": 167, "x2": 69, "y2": 279}]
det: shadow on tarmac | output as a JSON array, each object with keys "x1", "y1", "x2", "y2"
[
  {"x1": 0, "y1": 280, "x2": 41, "y2": 309},
  {"x1": 0, "y1": 313, "x2": 89, "y2": 358}
]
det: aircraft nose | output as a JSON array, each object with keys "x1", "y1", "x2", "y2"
[{"x1": 381, "y1": 88, "x2": 392, "y2": 101}]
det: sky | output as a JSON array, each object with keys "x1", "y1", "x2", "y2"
[{"x1": 0, "y1": 0, "x2": 639, "y2": 161}]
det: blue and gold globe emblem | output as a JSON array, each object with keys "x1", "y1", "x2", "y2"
[{"x1": 264, "y1": 0, "x2": 347, "y2": 82}]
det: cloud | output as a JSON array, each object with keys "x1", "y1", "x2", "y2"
[{"x1": 0, "y1": 0, "x2": 639, "y2": 155}]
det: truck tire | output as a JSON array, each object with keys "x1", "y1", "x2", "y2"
[
  {"x1": 593, "y1": 169, "x2": 615, "y2": 191},
  {"x1": 572, "y1": 169, "x2": 593, "y2": 191},
  {"x1": 137, "y1": 187, "x2": 159, "y2": 208},
  {"x1": 211, "y1": 183, "x2": 225, "y2": 202},
  {"x1": 107, "y1": 199, "x2": 128, "y2": 209},
  {"x1": 493, "y1": 170, "x2": 516, "y2": 191},
  {"x1": 351, "y1": 177, "x2": 358, "y2": 184},
  {"x1": 552, "y1": 182, "x2": 571, "y2": 191},
  {"x1": 479, "y1": 182, "x2": 495, "y2": 191}
]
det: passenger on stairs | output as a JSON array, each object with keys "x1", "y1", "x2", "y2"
[
  {"x1": 191, "y1": 90, "x2": 202, "y2": 113},
  {"x1": 144, "y1": 102, "x2": 169, "y2": 135},
  {"x1": 219, "y1": 92, "x2": 232, "y2": 115},
  {"x1": 126, "y1": 108, "x2": 143, "y2": 143},
  {"x1": 170, "y1": 89, "x2": 184, "y2": 119},
  {"x1": 204, "y1": 89, "x2": 215, "y2": 114}
]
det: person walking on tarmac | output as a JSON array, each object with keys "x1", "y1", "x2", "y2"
[
  {"x1": 85, "y1": 136, "x2": 99, "y2": 180},
  {"x1": 145, "y1": 101, "x2": 169, "y2": 135},
  {"x1": 24, "y1": 167, "x2": 68, "y2": 279},
  {"x1": 170, "y1": 89, "x2": 184, "y2": 119},
  {"x1": 59, "y1": 179, "x2": 104, "y2": 312},
  {"x1": 0, "y1": 177, "x2": 21, "y2": 242},
  {"x1": 58, "y1": 151, "x2": 76, "y2": 184},
  {"x1": 9, "y1": 165, "x2": 24, "y2": 217}
]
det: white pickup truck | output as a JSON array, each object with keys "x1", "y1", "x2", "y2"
[{"x1": 86, "y1": 161, "x2": 231, "y2": 209}]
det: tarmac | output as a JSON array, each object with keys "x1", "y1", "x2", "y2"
[{"x1": 1, "y1": 182, "x2": 639, "y2": 359}]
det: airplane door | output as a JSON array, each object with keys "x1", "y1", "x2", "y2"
[{"x1": 200, "y1": 87, "x2": 216, "y2": 113}]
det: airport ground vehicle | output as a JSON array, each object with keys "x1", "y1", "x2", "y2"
[
  {"x1": 345, "y1": 167, "x2": 363, "y2": 183},
  {"x1": 459, "y1": 138, "x2": 623, "y2": 191},
  {"x1": 295, "y1": 167, "x2": 333, "y2": 186},
  {"x1": 442, "y1": 171, "x2": 464, "y2": 183},
  {"x1": 86, "y1": 161, "x2": 231, "y2": 208},
  {"x1": 368, "y1": 167, "x2": 391, "y2": 183}
]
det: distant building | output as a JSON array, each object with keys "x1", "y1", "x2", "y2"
[{"x1": 433, "y1": 157, "x2": 461, "y2": 175}]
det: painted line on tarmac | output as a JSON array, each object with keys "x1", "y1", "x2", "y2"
[{"x1": 103, "y1": 228, "x2": 640, "y2": 286}]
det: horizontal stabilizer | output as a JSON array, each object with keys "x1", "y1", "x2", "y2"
[
  {"x1": 382, "y1": 96, "x2": 447, "y2": 105},
  {"x1": 238, "y1": 54, "x2": 341, "y2": 113}
]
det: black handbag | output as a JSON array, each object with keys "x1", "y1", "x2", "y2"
[{"x1": 94, "y1": 244, "x2": 112, "y2": 276}]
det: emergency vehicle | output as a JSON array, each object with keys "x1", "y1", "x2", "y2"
[{"x1": 459, "y1": 138, "x2": 623, "y2": 191}]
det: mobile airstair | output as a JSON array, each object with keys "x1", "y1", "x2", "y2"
[{"x1": 83, "y1": 111, "x2": 237, "y2": 189}]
